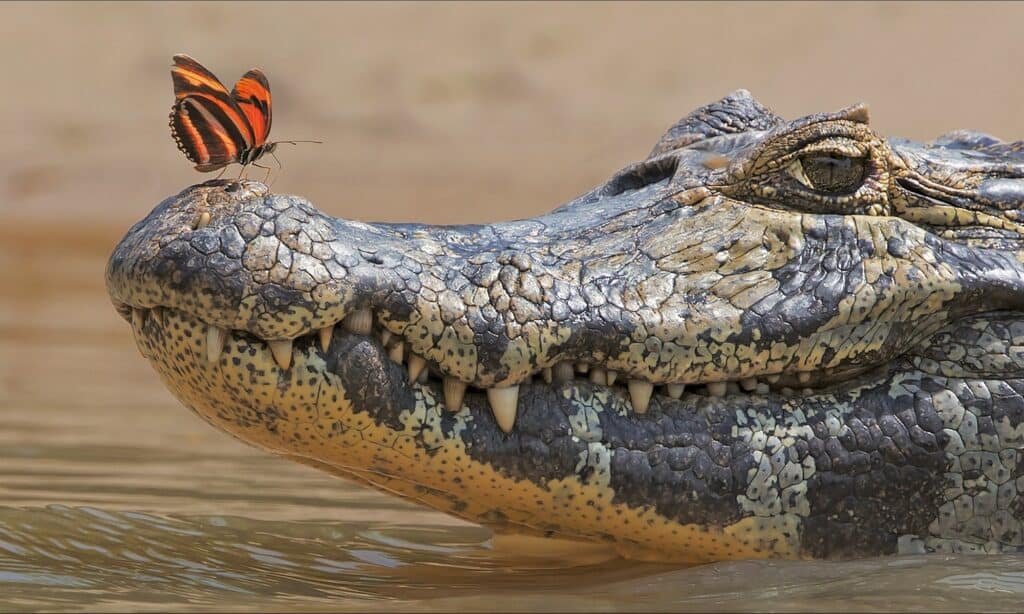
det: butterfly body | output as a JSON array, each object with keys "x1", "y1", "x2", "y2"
[{"x1": 169, "y1": 54, "x2": 276, "y2": 172}]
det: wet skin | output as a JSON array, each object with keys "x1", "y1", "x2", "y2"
[{"x1": 108, "y1": 91, "x2": 1024, "y2": 561}]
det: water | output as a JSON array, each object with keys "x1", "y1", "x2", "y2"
[{"x1": 2, "y1": 239, "x2": 1024, "y2": 611}]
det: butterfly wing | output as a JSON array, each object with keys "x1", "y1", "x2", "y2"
[
  {"x1": 231, "y1": 68, "x2": 272, "y2": 146},
  {"x1": 169, "y1": 54, "x2": 256, "y2": 170}
]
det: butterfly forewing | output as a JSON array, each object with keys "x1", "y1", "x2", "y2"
[
  {"x1": 231, "y1": 69, "x2": 272, "y2": 146},
  {"x1": 169, "y1": 54, "x2": 266, "y2": 171}
]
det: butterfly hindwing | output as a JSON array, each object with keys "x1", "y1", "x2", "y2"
[
  {"x1": 231, "y1": 69, "x2": 273, "y2": 146},
  {"x1": 169, "y1": 54, "x2": 259, "y2": 170},
  {"x1": 170, "y1": 99, "x2": 241, "y2": 171}
]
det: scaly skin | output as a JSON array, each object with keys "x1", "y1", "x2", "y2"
[{"x1": 107, "y1": 91, "x2": 1024, "y2": 561}]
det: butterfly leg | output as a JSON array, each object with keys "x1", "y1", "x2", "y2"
[
  {"x1": 251, "y1": 162, "x2": 272, "y2": 185},
  {"x1": 214, "y1": 167, "x2": 228, "y2": 181}
]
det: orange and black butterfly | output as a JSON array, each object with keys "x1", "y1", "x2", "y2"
[{"x1": 169, "y1": 54, "x2": 316, "y2": 174}]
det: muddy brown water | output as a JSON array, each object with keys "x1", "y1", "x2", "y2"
[{"x1": 6, "y1": 2, "x2": 1024, "y2": 611}]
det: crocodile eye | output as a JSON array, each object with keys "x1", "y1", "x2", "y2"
[{"x1": 787, "y1": 154, "x2": 865, "y2": 194}]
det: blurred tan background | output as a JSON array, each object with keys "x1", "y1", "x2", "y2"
[{"x1": 3, "y1": 0, "x2": 1024, "y2": 460}]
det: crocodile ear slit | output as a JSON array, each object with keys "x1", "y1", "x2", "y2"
[{"x1": 604, "y1": 157, "x2": 679, "y2": 196}]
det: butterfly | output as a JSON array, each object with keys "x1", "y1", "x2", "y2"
[{"x1": 169, "y1": 54, "x2": 317, "y2": 175}]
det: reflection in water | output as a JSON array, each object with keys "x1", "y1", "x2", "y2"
[
  {"x1": 3, "y1": 244, "x2": 1024, "y2": 612},
  {"x1": 3, "y1": 505, "x2": 1024, "y2": 612}
]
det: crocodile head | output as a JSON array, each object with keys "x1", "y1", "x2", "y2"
[{"x1": 107, "y1": 91, "x2": 1024, "y2": 561}]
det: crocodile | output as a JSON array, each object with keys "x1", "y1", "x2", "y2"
[{"x1": 106, "y1": 90, "x2": 1024, "y2": 562}]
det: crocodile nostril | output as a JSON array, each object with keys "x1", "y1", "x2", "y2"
[{"x1": 366, "y1": 255, "x2": 384, "y2": 265}]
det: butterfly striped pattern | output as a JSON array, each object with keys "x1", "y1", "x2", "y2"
[{"x1": 169, "y1": 54, "x2": 277, "y2": 172}]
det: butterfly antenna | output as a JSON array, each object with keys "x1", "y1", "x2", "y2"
[{"x1": 275, "y1": 139, "x2": 324, "y2": 146}]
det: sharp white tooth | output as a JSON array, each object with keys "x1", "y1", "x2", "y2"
[
  {"x1": 444, "y1": 377, "x2": 466, "y2": 413},
  {"x1": 766, "y1": 375, "x2": 780, "y2": 384},
  {"x1": 487, "y1": 386, "x2": 519, "y2": 433},
  {"x1": 707, "y1": 382, "x2": 727, "y2": 397},
  {"x1": 418, "y1": 369, "x2": 429, "y2": 384},
  {"x1": 542, "y1": 368, "x2": 553, "y2": 384},
  {"x1": 207, "y1": 326, "x2": 227, "y2": 362},
  {"x1": 342, "y1": 308, "x2": 373, "y2": 335},
  {"x1": 268, "y1": 340, "x2": 293, "y2": 370},
  {"x1": 589, "y1": 368, "x2": 607, "y2": 385},
  {"x1": 628, "y1": 380, "x2": 653, "y2": 414},
  {"x1": 667, "y1": 384, "x2": 685, "y2": 399},
  {"x1": 388, "y1": 342, "x2": 404, "y2": 364},
  {"x1": 553, "y1": 362, "x2": 574, "y2": 382},
  {"x1": 150, "y1": 307, "x2": 164, "y2": 326},
  {"x1": 575, "y1": 362, "x2": 589, "y2": 374},
  {"x1": 606, "y1": 370, "x2": 619, "y2": 386},
  {"x1": 318, "y1": 325, "x2": 334, "y2": 352},
  {"x1": 131, "y1": 308, "x2": 145, "y2": 329},
  {"x1": 740, "y1": 377, "x2": 757, "y2": 391},
  {"x1": 195, "y1": 211, "x2": 211, "y2": 229},
  {"x1": 408, "y1": 354, "x2": 427, "y2": 383},
  {"x1": 380, "y1": 330, "x2": 392, "y2": 346},
  {"x1": 797, "y1": 371, "x2": 811, "y2": 384}
]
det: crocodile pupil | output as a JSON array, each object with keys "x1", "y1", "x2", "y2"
[{"x1": 800, "y1": 154, "x2": 865, "y2": 193}]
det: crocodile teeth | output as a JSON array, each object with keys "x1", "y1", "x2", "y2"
[
  {"x1": 487, "y1": 386, "x2": 519, "y2": 433},
  {"x1": 553, "y1": 362, "x2": 574, "y2": 382},
  {"x1": 380, "y1": 330, "x2": 392, "y2": 346},
  {"x1": 268, "y1": 340, "x2": 293, "y2": 370},
  {"x1": 408, "y1": 354, "x2": 427, "y2": 383},
  {"x1": 131, "y1": 308, "x2": 145, "y2": 329},
  {"x1": 342, "y1": 308, "x2": 373, "y2": 335},
  {"x1": 740, "y1": 377, "x2": 758, "y2": 392},
  {"x1": 707, "y1": 382, "x2": 727, "y2": 397},
  {"x1": 194, "y1": 211, "x2": 211, "y2": 229},
  {"x1": 206, "y1": 326, "x2": 227, "y2": 363},
  {"x1": 542, "y1": 368, "x2": 553, "y2": 384},
  {"x1": 606, "y1": 370, "x2": 619, "y2": 386},
  {"x1": 318, "y1": 325, "x2": 334, "y2": 352},
  {"x1": 589, "y1": 368, "x2": 607, "y2": 385},
  {"x1": 666, "y1": 384, "x2": 685, "y2": 399},
  {"x1": 575, "y1": 362, "x2": 589, "y2": 374},
  {"x1": 797, "y1": 372, "x2": 811, "y2": 384},
  {"x1": 628, "y1": 380, "x2": 653, "y2": 414},
  {"x1": 388, "y1": 342, "x2": 404, "y2": 364},
  {"x1": 444, "y1": 378, "x2": 466, "y2": 413}
]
